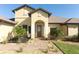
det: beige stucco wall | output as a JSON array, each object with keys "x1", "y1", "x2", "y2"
[
  {"x1": 48, "y1": 24, "x2": 60, "y2": 28},
  {"x1": 0, "y1": 22, "x2": 14, "y2": 42},
  {"x1": 68, "y1": 24, "x2": 78, "y2": 36},
  {"x1": 15, "y1": 18, "x2": 31, "y2": 26},
  {"x1": 15, "y1": 7, "x2": 33, "y2": 26},
  {"x1": 14, "y1": 7, "x2": 34, "y2": 36},
  {"x1": 31, "y1": 10, "x2": 49, "y2": 38},
  {"x1": 15, "y1": 7, "x2": 33, "y2": 19}
]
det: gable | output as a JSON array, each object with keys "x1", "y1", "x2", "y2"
[
  {"x1": 31, "y1": 10, "x2": 49, "y2": 23},
  {"x1": 32, "y1": 10, "x2": 49, "y2": 18},
  {"x1": 15, "y1": 6, "x2": 34, "y2": 18},
  {"x1": 12, "y1": 4, "x2": 35, "y2": 13},
  {"x1": 13, "y1": 5, "x2": 35, "y2": 18},
  {"x1": 29, "y1": 8, "x2": 51, "y2": 17}
]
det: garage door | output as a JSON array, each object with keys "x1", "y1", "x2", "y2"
[{"x1": 68, "y1": 25, "x2": 78, "y2": 36}]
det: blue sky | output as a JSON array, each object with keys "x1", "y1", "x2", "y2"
[{"x1": 0, "y1": 4, "x2": 79, "y2": 19}]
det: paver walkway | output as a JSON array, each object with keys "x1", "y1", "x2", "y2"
[{"x1": 0, "y1": 38, "x2": 62, "y2": 54}]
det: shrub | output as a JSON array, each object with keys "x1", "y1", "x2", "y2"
[
  {"x1": 9, "y1": 36, "x2": 18, "y2": 43},
  {"x1": 11, "y1": 26, "x2": 27, "y2": 43},
  {"x1": 78, "y1": 33, "x2": 79, "y2": 39},
  {"x1": 64, "y1": 35, "x2": 79, "y2": 42},
  {"x1": 13, "y1": 26, "x2": 27, "y2": 37},
  {"x1": 50, "y1": 28, "x2": 64, "y2": 39}
]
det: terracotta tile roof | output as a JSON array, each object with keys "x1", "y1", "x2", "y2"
[{"x1": 0, "y1": 16, "x2": 16, "y2": 25}]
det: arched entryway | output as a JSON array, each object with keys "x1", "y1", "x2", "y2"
[{"x1": 35, "y1": 20, "x2": 44, "y2": 37}]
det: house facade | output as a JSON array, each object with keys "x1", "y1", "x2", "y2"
[
  {"x1": 13, "y1": 5, "x2": 51, "y2": 39},
  {"x1": 0, "y1": 4, "x2": 79, "y2": 42},
  {"x1": 12, "y1": 4, "x2": 79, "y2": 39}
]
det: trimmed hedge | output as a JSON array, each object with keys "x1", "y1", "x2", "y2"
[{"x1": 64, "y1": 35, "x2": 79, "y2": 42}]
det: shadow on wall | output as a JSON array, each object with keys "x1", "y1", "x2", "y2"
[{"x1": 15, "y1": 17, "x2": 30, "y2": 26}]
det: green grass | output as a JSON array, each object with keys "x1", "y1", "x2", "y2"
[{"x1": 54, "y1": 41, "x2": 79, "y2": 54}]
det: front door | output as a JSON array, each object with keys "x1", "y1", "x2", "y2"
[{"x1": 37, "y1": 25, "x2": 42, "y2": 37}]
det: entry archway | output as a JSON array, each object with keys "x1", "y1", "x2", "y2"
[{"x1": 35, "y1": 20, "x2": 44, "y2": 37}]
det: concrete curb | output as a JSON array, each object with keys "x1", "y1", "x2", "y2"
[{"x1": 52, "y1": 41, "x2": 65, "y2": 54}]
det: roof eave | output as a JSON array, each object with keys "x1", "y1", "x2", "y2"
[
  {"x1": 12, "y1": 4, "x2": 35, "y2": 13},
  {"x1": 29, "y1": 8, "x2": 52, "y2": 17}
]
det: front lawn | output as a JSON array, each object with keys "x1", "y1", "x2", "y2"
[{"x1": 53, "y1": 41, "x2": 79, "y2": 54}]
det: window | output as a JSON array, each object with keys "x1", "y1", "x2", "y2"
[
  {"x1": 50, "y1": 28, "x2": 57, "y2": 35},
  {"x1": 38, "y1": 13, "x2": 41, "y2": 17},
  {"x1": 23, "y1": 13, "x2": 29, "y2": 16},
  {"x1": 22, "y1": 25, "x2": 27, "y2": 31},
  {"x1": 29, "y1": 26, "x2": 31, "y2": 33},
  {"x1": 23, "y1": 8, "x2": 28, "y2": 16}
]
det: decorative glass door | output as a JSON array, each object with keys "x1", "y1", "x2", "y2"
[{"x1": 37, "y1": 25, "x2": 42, "y2": 37}]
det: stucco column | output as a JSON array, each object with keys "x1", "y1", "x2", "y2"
[
  {"x1": 31, "y1": 22, "x2": 35, "y2": 39},
  {"x1": 44, "y1": 22, "x2": 49, "y2": 38}
]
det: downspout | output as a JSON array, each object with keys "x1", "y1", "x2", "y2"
[{"x1": 66, "y1": 23, "x2": 68, "y2": 36}]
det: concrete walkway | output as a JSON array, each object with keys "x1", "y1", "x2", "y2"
[
  {"x1": 0, "y1": 38, "x2": 63, "y2": 54},
  {"x1": 61, "y1": 41, "x2": 79, "y2": 46}
]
